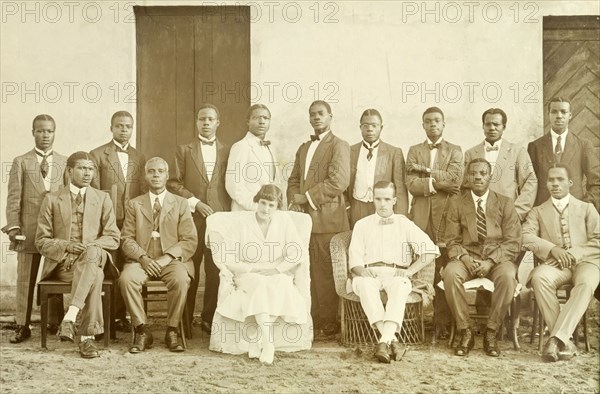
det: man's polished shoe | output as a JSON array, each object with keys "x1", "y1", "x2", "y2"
[
  {"x1": 454, "y1": 328, "x2": 475, "y2": 356},
  {"x1": 165, "y1": 330, "x2": 184, "y2": 352},
  {"x1": 130, "y1": 326, "x2": 154, "y2": 354},
  {"x1": 389, "y1": 340, "x2": 406, "y2": 361},
  {"x1": 47, "y1": 323, "x2": 59, "y2": 335},
  {"x1": 483, "y1": 329, "x2": 500, "y2": 357},
  {"x1": 321, "y1": 322, "x2": 340, "y2": 337},
  {"x1": 542, "y1": 336, "x2": 560, "y2": 362},
  {"x1": 57, "y1": 320, "x2": 77, "y2": 343},
  {"x1": 199, "y1": 321, "x2": 212, "y2": 335},
  {"x1": 558, "y1": 339, "x2": 577, "y2": 361},
  {"x1": 9, "y1": 325, "x2": 31, "y2": 344},
  {"x1": 79, "y1": 338, "x2": 100, "y2": 359},
  {"x1": 374, "y1": 342, "x2": 391, "y2": 363},
  {"x1": 115, "y1": 319, "x2": 132, "y2": 333}
]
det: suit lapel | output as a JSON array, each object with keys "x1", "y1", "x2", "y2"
[
  {"x1": 58, "y1": 187, "x2": 72, "y2": 235},
  {"x1": 561, "y1": 133, "x2": 576, "y2": 165},
  {"x1": 494, "y1": 141, "x2": 510, "y2": 175},
  {"x1": 374, "y1": 142, "x2": 388, "y2": 181},
  {"x1": 539, "y1": 200, "x2": 561, "y2": 243},
  {"x1": 486, "y1": 192, "x2": 499, "y2": 237},
  {"x1": 160, "y1": 192, "x2": 176, "y2": 226},
  {"x1": 104, "y1": 145, "x2": 126, "y2": 185},
  {"x1": 24, "y1": 151, "x2": 46, "y2": 194},
  {"x1": 540, "y1": 133, "x2": 555, "y2": 166},
  {"x1": 140, "y1": 194, "x2": 153, "y2": 223},
  {"x1": 462, "y1": 192, "x2": 478, "y2": 241},
  {"x1": 434, "y1": 140, "x2": 449, "y2": 168},
  {"x1": 82, "y1": 188, "x2": 100, "y2": 240},
  {"x1": 190, "y1": 141, "x2": 209, "y2": 183},
  {"x1": 350, "y1": 143, "x2": 360, "y2": 186}
]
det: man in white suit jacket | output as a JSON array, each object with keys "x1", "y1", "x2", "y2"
[
  {"x1": 226, "y1": 104, "x2": 279, "y2": 211},
  {"x1": 523, "y1": 164, "x2": 599, "y2": 362}
]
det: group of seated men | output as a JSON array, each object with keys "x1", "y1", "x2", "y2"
[{"x1": 3, "y1": 97, "x2": 598, "y2": 363}]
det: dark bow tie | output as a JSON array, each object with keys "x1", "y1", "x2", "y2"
[
  {"x1": 486, "y1": 145, "x2": 499, "y2": 152},
  {"x1": 115, "y1": 146, "x2": 129, "y2": 154},
  {"x1": 310, "y1": 134, "x2": 321, "y2": 142},
  {"x1": 428, "y1": 143, "x2": 441, "y2": 150},
  {"x1": 379, "y1": 217, "x2": 394, "y2": 225},
  {"x1": 200, "y1": 140, "x2": 215, "y2": 146},
  {"x1": 260, "y1": 140, "x2": 271, "y2": 146},
  {"x1": 35, "y1": 150, "x2": 53, "y2": 158}
]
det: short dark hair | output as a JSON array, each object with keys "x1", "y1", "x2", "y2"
[
  {"x1": 32, "y1": 114, "x2": 55, "y2": 130},
  {"x1": 467, "y1": 157, "x2": 492, "y2": 174},
  {"x1": 360, "y1": 109, "x2": 383, "y2": 124},
  {"x1": 67, "y1": 151, "x2": 94, "y2": 169},
  {"x1": 482, "y1": 108, "x2": 507, "y2": 126},
  {"x1": 253, "y1": 184, "x2": 283, "y2": 209},
  {"x1": 246, "y1": 104, "x2": 271, "y2": 120},
  {"x1": 422, "y1": 107, "x2": 444, "y2": 121},
  {"x1": 373, "y1": 181, "x2": 396, "y2": 195},
  {"x1": 547, "y1": 97, "x2": 571, "y2": 112},
  {"x1": 111, "y1": 111, "x2": 133, "y2": 126},
  {"x1": 549, "y1": 163, "x2": 571, "y2": 179},
  {"x1": 309, "y1": 100, "x2": 332, "y2": 114},
  {"x1": 197, "y1": 103, "x2": 220, "y2": 120}
]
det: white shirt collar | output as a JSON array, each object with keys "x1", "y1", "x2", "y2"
[
  {"x1": 149, "y1": 189, "x2": 168, "y2": 206},
  {"x1": 426, "y1": 138, "x2": 444, "y2": 146},
  {"x1": 471, "y1": 189, "x2": 489, "y2": 206},
  {"x1": 198, "y1": 135, "x2": 217, "y2": 144},
  {"x1": 34, "y1": 147, "x2": 53, "y2": 156},
  {"x1": 551, "y1": 129, "x2": 569, "y2": 140},
  {"x1": 112, "y1": 139, "x2": 130, "y2": 150},
  {"x1": 551, "y1": 194, "x2": 570, "y2": 210},
  {"x1": 69, "y1": 183, "x2": 87, "y2": 195},
  {"x1": 362, "y1": 139, "x2": 380, "y2": 148},
  {"x1": 312, "y1": 129, "x2": 331, "y2": 142},
  {"x1": 485, "y1": 139, "x2": 503, "y2": 149}
]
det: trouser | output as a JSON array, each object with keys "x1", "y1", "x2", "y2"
[
  {"x1": 349, "y1": 200, "x2": 375, "y2": 229},
  {"x1": 443, "y1": 260, "x2": 517, "y2": 331},
  {"x1": 16, "y1": 252, "x2": 63, "y2": 326},
  {"x1": 119, "y1": 260, "x2": 191, "y2": 327},
  {"x1": 53, "y1": 245, "x2": 107, "y2": 336},
  {"x1": 190, "y1": 216, "x2": 220, "y2": 325},
  {"x1": 309, "y1": 232, "x2": 338, "y2": 327},
  {"x1": 530, "y1": 262, "x2": 599, "y2": 344}
]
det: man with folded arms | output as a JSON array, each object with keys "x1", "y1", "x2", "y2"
[
  {"x1": 524, "y1": 164, "x2": 599, "y2": 362},
  {"x1": 443, "y1": 158, "x2": 521, "y2": 357},
  {"x1": 119, "y1": 157, "x2": 198, "y2": 353},
  {"x1": 349, "y1": 181, "x2": 439, "y2": 363},
  {"x1": 36, "y1": 152, "x2": 120, "y2": 358}
]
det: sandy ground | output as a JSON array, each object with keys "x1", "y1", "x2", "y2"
[{"x1": 0, "y1": 302, "x2": 598, "y2": 394}]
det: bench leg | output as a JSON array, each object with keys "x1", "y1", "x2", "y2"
[{"x1": 40, "y1": 291, "x2": 49, "y2": 349}]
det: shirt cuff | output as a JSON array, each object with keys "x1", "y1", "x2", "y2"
[
  {"x1": 187, "y1": 197, "x2": 200, "y2": 213},
  {"x1": 305, "y1": 191, "x2": 317, "y2": 210},
  {"x1": 428, "y1": 177, "x2": 436, "y2": 194},
  {"x1": 3, "y1": 226, "x2": 20, "y2": 233}
]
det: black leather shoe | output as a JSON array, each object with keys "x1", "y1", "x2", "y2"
[
  {"x1": 321, "y1": 322, "x2": 340, "y2": 337},
  {"x1": 374, "y1": 342, "x2": 391, "y2": 363},
  {"x1": 9, "y1": 325, "x2": 31, "y2": 344},
  {"x1": 542, "y1": 337, "x2": 559, "y2": 362},
  {"x1": 115, "y1": 319, "x2": 132, "y2": 333},
  {"x1": 47, "y1": 324, "x2": 59, "y2": 335},
  {"x1": 165, "y1": 330, "x2": 184, "y2": 352},
  {"x1": 454, "y1": 328, "x2": 475, "y2": 356},
  {"x1": 130, "y1": 326, "x2": 154, "y2": 354},
  {"x1": 57, "y1": 321, "x2": 77, "y2": 343},
  {"x1": 558, "y1": 339, "x2": 577, "y2": 361},
  {"x1": 79, "y1": 338, "x2": 100, "y2": 359},
  {"x1": 199, "y1": 321, "x2": 212, "y2": 335},
  {"x1": 483, "y1": 329, "x2": 500, "y2": 357},
  {"x1": 389, "y1": 340, "x2": 407, "y2": 361}
]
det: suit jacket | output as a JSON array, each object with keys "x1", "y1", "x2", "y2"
[
  {"x1": 90, "y1": 141, "x2": 147, "y2": 223},
  {"x1": 35, "y1": 186, "x2": 120, "y2": 279},
  {"x1": 348, "y1": 140, "x2": 409, "y2": 215},
  {"x1": 528, "y1": 132, "x2": 600, "y2": 212},
  {"x1": 464, "y1": 139, "x2": 537, "y2": 222},
  {"x1": 2, "y1": 149, "x2": 68, "y2": 252},
  {"x1": 120, "y1": 192, "x2": 198, "y2": 277},
  {"x1": 286, "y1": 131, "x2": 350, "y2": 234},
  {"x1": 167, "y1": 139, "x2": 231, "y2": 214},
  {"x1": 444, "y1": 190, "x2": 521, "y2": 264},
  {"x1": 406, "y1": 140, "x2": 463, "y2": 243},
  {"x1": 225, "y1": 132, "x2": 281, "y2": 211},
  {"x1": 522, "y1": 196, "x2": 599, "y2": 268}
]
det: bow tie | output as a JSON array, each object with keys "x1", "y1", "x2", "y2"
[
  {"x1": 115, "y1": 146, "x2": 129, "y2": 154},
  {"x1": 260, "y1": 140, "x2": 271, "y2": 146},
  {"x1": 379, "y1": 217, "x2": 394, "y2": 225},
  {"x1": 428, "y1": 143, "x2": 441, "y2": 150},
  {"x1": 200, "y1": 140, "x2": 215, "y2": 146},
  {"x1": 486, "y1": 145, "x2": 499, "y2": 152},
  {"x1": 35, "y1": 150, "x2": 53, "y2": 158},
  {"x1": 310, "y1": 134, "x2": 321, "y2": 142}
]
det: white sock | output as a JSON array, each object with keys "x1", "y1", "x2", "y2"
[
  {"x1": 63, "y1": 306, "x2": 80, "y2": 322},
  {"x1": 80, "y1": 335, "x2": 94, "y2": 342},
  {"x1": 380, "y1": 321, "x2": 399, "y2": 344}
]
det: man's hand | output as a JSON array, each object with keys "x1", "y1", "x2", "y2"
[
  {"x1": 7, "y1": 228, "x2": 22, "y2": 243},
  {"x1": 411, "y1": 164, "x2": 430, "y2": 174},
  {"x1": 433, "y1": 180, "x2": 460, "y2": 195},
  {"x1": 473, "y1": 259, "x2": 494, "y2": 278},
  {"x1": 292, "y1": 194, "x2": 308, "y2": 205},
  {"x1": 461, "y1": 255, "x2": 478, "y2": 276},
  {"x1": 155, "y1": 254, "x2": 174, "y2": 268},
  {"x1": 195, "y1": 201, "x2": 214, "y2": 218},
  {"x1": 351, "y1": 266, "x2": 375, "y2": 278},
  {"x1": 66, "y1": 242, "x2": 86, "y2": 255},
  {"x1": 550, "y1": 246, "x2": 576, "y2": 269},
  {"x1": 289, "y1": 204, "x2": 305, "y2": 212},
  {"x1": 140, "y1": 255, "x2": 162, "y2": 277}
]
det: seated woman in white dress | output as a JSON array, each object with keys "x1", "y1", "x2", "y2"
[{"x1": 215, "y1": 184, "x2": 307, "y2": 364}]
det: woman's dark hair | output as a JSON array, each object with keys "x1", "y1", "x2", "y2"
[{"x1": 253, "y1": 184, "x2": 283, "y2": 209}]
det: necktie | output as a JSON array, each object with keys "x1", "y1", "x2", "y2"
[
  {"x1": 379, "y1": 217, "x2": 394, "y2": 225},
  {"x1": 153, "y1": 197, "x2": 161, "y2": 231},
  {"x1": 116, "y1": 146, "x2": 129, "y2": 154},
  {"x1": 362, "y1": 141, "x2": 379, "y2": 161},
  {"x1": 310, "y1": 134, "x2": 320, "y2": 142},
  {"x1": 555, "y1": 135, "x2": 562, "y2": 155},
  {"x1": 428, "y1": 143, "x2": 441, "y2": 150},
  {"x1": 200, "y1": 139, "x2": 215, "y2": 146},
  {"x1": 476, "y1": 198, "x2": 487, "y2": 243},
  {"x1": 260, "y1": 140, "x2": 271, "y2": 146},
  {"x1": 486, "y1": 145, "x2": 499, "y2": 152},
  {"x1": 553, "y1": 203, "x2": 571, "y2": 249},
  {"x1": 35, "y1": 150, "x2": 52, "y2": 179},
  {"x1": 75, "y1": 192, "x2": 83, "y2": 207}
]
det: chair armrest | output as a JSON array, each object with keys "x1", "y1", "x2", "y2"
[{"x1": 330, "y1": 231, "x2": 353, "y2": 297}]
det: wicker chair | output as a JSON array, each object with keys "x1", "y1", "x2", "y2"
[{"x1": 330, "y1": 231, "x2": 435, "y2": 346}]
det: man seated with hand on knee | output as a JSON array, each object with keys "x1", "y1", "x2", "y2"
[{"x1": 349, "y1": 181, "x2": 439, "y2": 363}]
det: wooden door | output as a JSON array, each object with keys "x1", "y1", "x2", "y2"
[
  {"x1": 135, "y1": 6, "x2": 250, "y2": 163},
  {"x1": 543, "y1": 16, "x2": 600, "y2": 147}
]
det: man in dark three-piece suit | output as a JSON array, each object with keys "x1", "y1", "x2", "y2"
[
  {"x1": 287, "y1": 100, "x2": 350, "y2": 336},
  {"x1": 2, "y1": 114, "x2": 67, "y2": 343},
  {"x1": 167, "y1": 104, "x2": 231, "y2": 335},
  {"x1": 347, "y1": 108, "x2": 408, "y2": 228}
]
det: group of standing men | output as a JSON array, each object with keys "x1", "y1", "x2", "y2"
[{"x1": 3, "y1": 97, "x2": 599, "y2": 362}]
